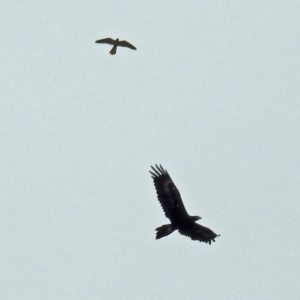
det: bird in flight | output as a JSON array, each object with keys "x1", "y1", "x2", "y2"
[
  {"x1": 150, "y1": 165, "x2": 220, "y2": 245},
  {"x1": 95, "y1": 38, "x2": 137, "y2": 55}
]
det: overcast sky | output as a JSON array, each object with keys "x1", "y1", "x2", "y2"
[{"x1": 1, "y1": 1, "x2": 300, "y2": 299}]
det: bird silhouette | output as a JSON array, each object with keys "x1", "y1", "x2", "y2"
[{"x1": 95, "y1": 38, "x2": 137, "y2": 55}]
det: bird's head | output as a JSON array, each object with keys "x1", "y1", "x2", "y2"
[{"x1": 191, "y1": 216, "x2": 201, "y2": 221}]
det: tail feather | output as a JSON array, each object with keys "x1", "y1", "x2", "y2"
[
  {"x1": 110, "y1": 45, "x2": 117, "y2": 55},
  {"x1": 155, "y1": 224, "x2": 175, "y2": 239}
]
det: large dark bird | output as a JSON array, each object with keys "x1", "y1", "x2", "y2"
[
  {"x1": 95, "y1": 38, "x2": 136, "y2": 55},
  {"x1": 150, "y1": 165, "x2": 220, "y2": 244}
]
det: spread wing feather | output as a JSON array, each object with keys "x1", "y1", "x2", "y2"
[
  {"x1": 150, "y1": 165, "x2": 189, "y2": 222},
  {"x1": 179, "y1": 223, "x2": 220, "y2": 244},
  {"x1": 95, "y1": 38, "x2": 115, "y2": 45},
  {"x1": 118, "y1": 40, "x2": 137, "y2": 50}
]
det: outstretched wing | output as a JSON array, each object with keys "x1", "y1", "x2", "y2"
[
  {"x1": 95, "y1": 38, "x2": 115, "y2": 45},
  {"x1": 118, "y1": 40, "x2": 137, "y2": 50},
  {"x1": 150, "y1": 165, "x2": 189, "y2": 223},
  {"x1": 179, "y1": 223, "x2": 220, "y2": 245}
]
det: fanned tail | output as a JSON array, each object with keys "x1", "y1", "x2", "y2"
[{"x1": 155, "y1": 224, "x2": 175, "y2": 239}]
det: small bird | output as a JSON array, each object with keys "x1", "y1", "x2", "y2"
[{"x1": 95, "y1": 38, "x2": 137, "y2": 55}]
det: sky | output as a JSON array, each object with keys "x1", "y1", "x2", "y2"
[{"x1": 1, "y1": 1, "x2": 300, "y2": 299}]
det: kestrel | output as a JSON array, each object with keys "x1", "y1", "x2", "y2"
[{"x1": 95, "y1": 38, "x2": 137, "y2": 55}]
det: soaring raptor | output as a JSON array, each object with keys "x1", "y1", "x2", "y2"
[
  {"x1": 95, "y1": 38, "x2": 136, "y2": 55},
  {"x1": 150, "y1": 165, "x2": 220, "y2": 244}
]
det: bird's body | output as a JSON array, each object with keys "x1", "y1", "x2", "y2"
[
  {"x1": 95, "y1": 37, "x2": 136, "y2": 55},
  {"x1": 150, "y1": 165, "x2": 220, "y2": 244}
]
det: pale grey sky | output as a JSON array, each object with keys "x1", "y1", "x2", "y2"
[{"x1": 1, "y1": 1, "x2": 300, "y2": 299}]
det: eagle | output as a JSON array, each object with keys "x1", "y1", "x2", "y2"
[
  {"x1": 95, "y1": 38, "x2": 136, "y2": 55},
  {"x1": 150, "y1": 165, "x2": 220, "y2": 244}
]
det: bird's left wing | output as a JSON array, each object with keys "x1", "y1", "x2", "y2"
[
  {"x1": 95, "y1": 38, "x2": 115, "y2": 45},
  {"x1": 118, "y1": 40, "x2": 137, "y2": 50},
  {"x1": 150, "y1": 165, "x2": 189, "y2": 223},
  {"x1": 179, "y1": 223, "x2": 220, "y2": 245}
]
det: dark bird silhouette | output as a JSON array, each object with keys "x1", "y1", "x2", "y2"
[
  {"x1": 150, "y1": 165, "x2": 220, "y2": 244},
  {"x1": 95, "y1": 38, "x2": 136, "y2": 55}
]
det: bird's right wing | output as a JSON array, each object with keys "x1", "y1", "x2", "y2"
[
  {"x1": 150, "y1": 165, "x2": 189, "y2": 222},
  {"x1": 118, "y1": 40, "x2": 137, "y2": 50},
  {"x1": 179, "y1": 223, "x2": 220, "y2": 244},
  {"x1": 95, "y1": 38, "x2": 115, "y2": 45}
]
